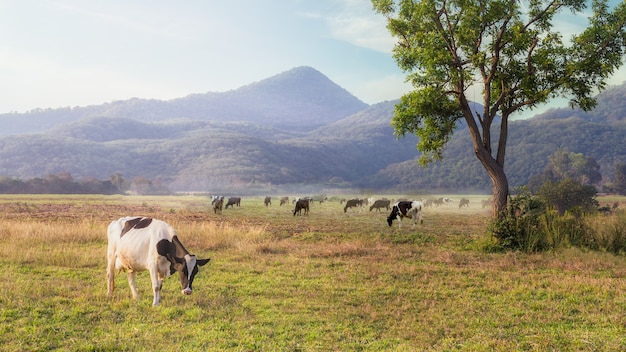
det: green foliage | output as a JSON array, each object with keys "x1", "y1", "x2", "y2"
[
  {"x1": 489, "y1": 188, "x2": 547, "y2": 252},
  {"x1": 613, "y1": 162, "x2": 626, "y2": 195},
  {"x1": 544, "y1": 149, "x2": 602, "y2": 185},
  {"x1": 538, "y1": 178, "x2": 599, "y2": 216},
  {"x1": 487, "y1": 182, "x2": 626, "y2": 254}
]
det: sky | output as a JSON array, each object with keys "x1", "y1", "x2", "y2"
[{"x1": 0, "y1": 0, "x2": 625, "y2": 118}]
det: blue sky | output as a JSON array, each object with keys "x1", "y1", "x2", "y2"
[{"x1": 0, "y1": 0, "x2": 624, "y2": 117}]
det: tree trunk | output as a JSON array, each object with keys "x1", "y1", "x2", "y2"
[{"x1": 487, "y1": 165, "x2": 509, "y2": 218}]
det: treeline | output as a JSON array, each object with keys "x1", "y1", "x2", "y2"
[{"x1": 0, "y1": 172, "x2": 170, "y2": 195}]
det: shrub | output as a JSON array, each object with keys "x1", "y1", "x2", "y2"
[
  {"x1": 489, "y1": 187, "x2": 626, "y2": 254},
  {"x1": 489, "y1": 188, "x2": 547, "y2": 252}
]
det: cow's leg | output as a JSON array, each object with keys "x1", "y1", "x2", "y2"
[
  {"x1": 149, "y1": 267, "x2": 164, "y2": 306},
  {"x1": 106, "y1": 250, "x2": 116, "y2": 296},
  {"x1": 127, "y1": 271, "x2": 138, "y2": 299}
]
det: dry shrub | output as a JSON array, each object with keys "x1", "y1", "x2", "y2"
[{"x1": 583, "y1": 210, "x2": 626, "y2": 254}]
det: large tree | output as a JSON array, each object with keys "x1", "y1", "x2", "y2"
[{"x1": 372, "y1": 0, "x2": 626, "y2": 216}]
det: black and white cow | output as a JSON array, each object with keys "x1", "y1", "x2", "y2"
[
  {"x1": 106, "y1": 216, "x2": 210, "y2": 306},
  {"x1": 387, "y1": 201, "x2": 424, "y2": 228}
]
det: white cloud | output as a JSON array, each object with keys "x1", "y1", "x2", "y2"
[{"x1": 322, "y1": 1, "x2": 396, "y2": 53}]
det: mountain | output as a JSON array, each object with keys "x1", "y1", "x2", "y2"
[
  {"x1": 0, "y1": 66, "x2": 368, "y2": 136},
  {"x1": 1, "y1": 67, "x2": 626, "y2": 194},
  {"x1": 364, "y1": 83, "x2": 626, "y2": 192}
]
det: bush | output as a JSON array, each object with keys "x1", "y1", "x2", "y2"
[
  {"x1": 490, "y1": 188, "x2": 626, "y2": 254},
  {"x1": 489, "y1": 188, "x2": 547, "y2": 252}
]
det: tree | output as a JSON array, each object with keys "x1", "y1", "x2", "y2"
[
  {"x1": 372, "y1": 0, "x2": 626, "y2": 217},
  {"x1": 538, "y1": 178, "x2": 598, "y2": 215},
  {"x1": 544, "y1": 149, "x2": 601, "y2": 185},
  {"x1": 613, "y1": 162, "x2": 626, "y2": 195}
]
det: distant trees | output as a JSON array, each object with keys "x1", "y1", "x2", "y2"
[
  {"x1": 0, "y1": 172, "x2": 169, "y2": 195},
  {"x1": 538, "y1": 179, "x2": 598, "y2": 216},
  {"x1": 613, "y1": 162, "x2": 626, "y2": 195},
  {"x1": 528, "y1": 149, "x2": 601, "y2": 192}
]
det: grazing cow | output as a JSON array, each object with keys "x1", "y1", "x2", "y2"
[
  {"x1": 387, "y1": 201, "x2": 424, "y2": 228},
  {"x1": 280, "y1": 196, "x2": 289, "y2": 206},
  {"x1": 106, "y1": 217, "x2": 210, "y2": 306},
  {"x1": 293, "y1": 198, "x2": 309, "y2": 216},
  {"x1": 225, "y1": 197, "x2": 241, "y2": 209},
  {"x1": 344, "y1": 198, "x2": 363, "y2": 213},
  {"x1": 369, "y1": 199, "x2": 391, "y2": 212},
  {"x1": 481, "y1": 199, "x2": 492, "y2": 209},
  {"x1": 213, "y1": 197, "x2": 224, "y2": 214},
  {"x1": 459, "y1": 198, "x2": 470, "y2": 208},
  {"x1": 264, "y1": 196, "x2": 272, "y2": 207}
]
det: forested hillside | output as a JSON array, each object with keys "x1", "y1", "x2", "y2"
[{"x1": 0, "y1": 67, "x2": 625, "y2": 194}]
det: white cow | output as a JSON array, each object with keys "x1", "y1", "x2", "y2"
[
  {"x1": 387, "y1": 201, "x2": 424, "y2": 228},
  {"x1": 106, "y1": 216, "x2": 210, "y2": 306}
]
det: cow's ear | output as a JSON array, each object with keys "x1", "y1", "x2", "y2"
[
  {"x1": 196, "y1": 258, "x2": 211, "y2": 266},
  {"x1": 167, "y1": 253, "x2": 185, "y2": 265}
]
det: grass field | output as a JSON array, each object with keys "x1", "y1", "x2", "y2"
[{"x1": 1, "y1": 194, "x2": 626, "y2": 351}]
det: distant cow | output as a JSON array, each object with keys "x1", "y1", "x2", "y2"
[
  {"x1": 213, "y1": 197, "x2": 224, "y2": 214},
  {"x1": 225, "y1": 197, "x2": 241, "y2": 209},
  {"x1": 293, "y1": 198, "x2": 309, "y2": 216},
  {"x1": 106, "y1": 217, "x2": 210, "y2": 306},
  {"x1": 481, "y1": 199, "x2": 492, "y2": 209},
  {"x1": 280, "y1": 197, "x2": 289, "y2": 206},
  {"x1": 264, "y1": 196, "x2": 272, "y2": 207},
  {"x1": 459, "y1": 198, "x2": 470, "y2": 208},
  {"x1": 369, "y1": 199, "x2": 391, "y2": 212},
  {"x1": 344, "y1": 199, "x2": 363, "y2": 213},
  {"x1": 387, "y1": 201, "x2": 424, "y2": 228}
]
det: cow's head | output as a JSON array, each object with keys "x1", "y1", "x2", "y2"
[
  {"x1": 168, "y1": 254, "x2": 211, "y2": 295},
  {"x1": 387, "y1": 206, "x2": 399, "y2": 226}
]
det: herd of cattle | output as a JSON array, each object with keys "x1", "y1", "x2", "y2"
[
  {"x1": 107, "y1": 196, "x2": 488, "y2": 306},
  {"x1": 209, "y1": 195, "x2": 486, "y2": 228}
]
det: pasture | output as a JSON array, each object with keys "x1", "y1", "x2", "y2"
[{"x1": 1, "y1": 194, "x2": 626, "y2": 350}]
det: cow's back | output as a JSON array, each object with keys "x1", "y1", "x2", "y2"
[{"x1": 108, "y1": 217, "x2": 175, "y2": 271}]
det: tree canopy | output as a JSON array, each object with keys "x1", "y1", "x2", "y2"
[{"x1": 372, "y1": 0, "x2": 626, "y2": 216}]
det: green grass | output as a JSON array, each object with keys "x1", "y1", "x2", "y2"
[{"x1": 0, "y1": 194, "x2": 625, "y2": 350}]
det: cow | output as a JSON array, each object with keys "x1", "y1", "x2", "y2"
[
  {"x1": 106, "y1": 216, "x2": 210, "y2": 306},
  {"x1": 369, "y1": 199, "x2": 391, "y2": 212},
  {"x1": 225, "y1": 197, "x2": 241, "y2": 209},
  {"x1": 459, "y1": 198, "x2": 470, "y2": 208},
  {"x1": 344, "y1": 198, "x2": 363, "y2": 213},
  {"x1": 279, "y1": 196, "x2": 289, "y2": 206},
  {"x1": 387, "y1": 201, "x2": 424, "y2": 228},
  {"x1": 264, "y1": 196, "x2": 272, "y2": 207},
  {"x1": 213, "y1": 197, "x2": 224, "y2": 214},
  {"x1": 293, "y1": 198, "x2": 309, "y2": 216}
]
